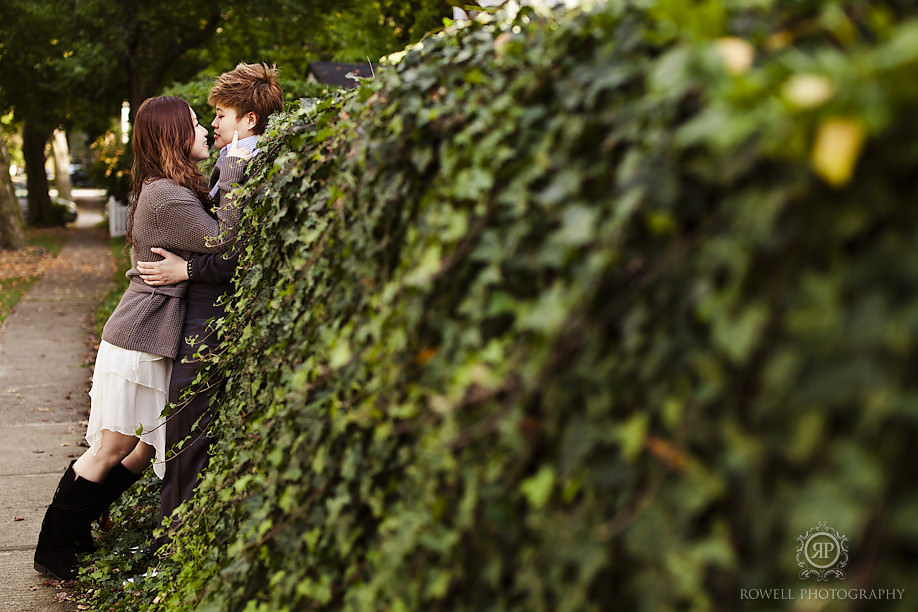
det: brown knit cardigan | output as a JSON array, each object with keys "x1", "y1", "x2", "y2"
[{"x1": 101, "y1": 162, "x2": 245, "y2": 359}]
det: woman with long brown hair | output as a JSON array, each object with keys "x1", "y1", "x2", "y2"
[{"x1": 34, "y1": 96, "x2": 236, "y2": 581}]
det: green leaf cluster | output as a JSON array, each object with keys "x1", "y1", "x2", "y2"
[{"x1": 79, "y1": 1, "x2": 918, "y2": 610}]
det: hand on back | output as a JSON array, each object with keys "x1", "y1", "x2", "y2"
[{"x1": 136, "y1": 248, "x2": 189, "y2": 286}]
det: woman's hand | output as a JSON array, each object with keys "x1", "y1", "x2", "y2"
[{"x1": 136, "y1": 247, "x2": 189, "y2": 285}]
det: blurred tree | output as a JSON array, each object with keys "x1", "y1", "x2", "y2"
[
  {"x1": 0, "y1": 123, "x2": 26, "y2": 249},
  {"x1": 0, "y1": 0, "x2": 231, "y2": 226},
  {"x1": 0, "y1": 0, "x2": 452, "y2": 231},
  {"x1": 0, "y1": 0, "x2": 68, "y2": 225},
  {"x1": 199, "y1": 0, "x2": 453, "y2": 77},
  {"x1": 64, "y1": 0, "x2": 227, "y2": 126}
]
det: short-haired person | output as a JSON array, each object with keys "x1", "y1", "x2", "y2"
[
  {"x1": 35, "y1": 96, "x2": 245, "y2": 581},
  {"x1": 135, "y1": 62, "x2": 283, "y2": 529}
]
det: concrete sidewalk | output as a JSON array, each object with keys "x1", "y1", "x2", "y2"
[{"x1": 0, "y1": 200, "x2": 115, "y2": 611}]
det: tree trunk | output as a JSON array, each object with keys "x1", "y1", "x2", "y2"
[
  {"x1": 22, "y1": 122, "x2": 58, "y2": 227},
  {"x1": 51, "y1": 128, "x2": 73, "y2": 201},
  {"x1": 0, "y1": 125, "x2": 28, "y2": 249}
]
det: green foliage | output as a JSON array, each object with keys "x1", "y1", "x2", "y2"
[
  {"x1": 88, "y1": 130, "x2": 132, "y2": 204},
  {"x1": 79, "y1": 1, "x2": 918, "y2": 610},
  {"x1": 0, "y1": 0, "x2": 70, "y2": 125},
  {"x1": 75, "y1": 475, "x2": 163, "y2": 600},
  {"x1": 202, "y1": 0, "x2": 451, "y2": 75}
]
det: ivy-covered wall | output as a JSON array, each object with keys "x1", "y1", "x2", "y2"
[{"x1": 83, "y1": 1, "x2": 918, "y2": 610}]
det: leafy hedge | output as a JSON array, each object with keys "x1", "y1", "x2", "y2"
[{"x1": 80, "y1": 1, "x2": 918, "y2": 610}]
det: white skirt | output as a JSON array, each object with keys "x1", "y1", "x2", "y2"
[{"x1": 86, "y1": 340, "x2": 172, "y2": 479}]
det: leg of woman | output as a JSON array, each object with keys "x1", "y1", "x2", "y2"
[
  {"x1": 89, "y1": 439, "x2": 155, "y2": 531},
  {"x1": 35, "y1": 432, "x2": 149, "y2": 580},
  {"x1": 73, "y1": 429, "x2": 144, "y2": 482},
  {"x1": 121, "y1": 440, "x2": 155, "y2": 473}
]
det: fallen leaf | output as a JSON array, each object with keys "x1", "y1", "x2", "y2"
[
  {"x1": 0, "y1": 246, "x2": 56, "y2": 280},
  {"x1": 13, "y1": 516, "x2": 24, "y2": 521}
]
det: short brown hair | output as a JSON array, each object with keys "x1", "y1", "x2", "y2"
[{"x1": 208, "y1": 62, "x2": 283, "y2": 134}]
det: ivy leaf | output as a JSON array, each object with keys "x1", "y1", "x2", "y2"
[
  {"x1": 537, "y1": 168, "x2": 580, "y2": 207},
  {"x1": 554, "y1": 205, "x2": 598, "y2": 247},
  {"x1": 520, "y1": 283, "x2": 568, "y2": 334},
  {"x1": 618, "y1": 413, "x2": 648, "y2": 462},
  {"x1": 404, "y1": 244, "x2": 442, "y2": 287},
  {"x1": 328, "y1": 341, "x2": 352, "y2": 368},
  {"x1": 520, "y1": 465, "x2": 555, "y2": 509}
]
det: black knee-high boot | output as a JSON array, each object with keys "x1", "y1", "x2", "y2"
[
  {"x1": 34, "y1": 461, "x2": 101, "y2": 581},
  {"x1": 91, "y1": 462, "x2": 142, "y2": 527},
  {"x1": 67, "y1": 462, "x2": 144, "y2": 554}
]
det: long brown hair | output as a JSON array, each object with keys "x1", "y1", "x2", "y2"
[{"x1": 128, "y1": 96, "x2": 210, "y2": 242}]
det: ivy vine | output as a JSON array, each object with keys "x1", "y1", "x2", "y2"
[{"x1": 78, "y1": 1, "x2": 918, "y2": 610}]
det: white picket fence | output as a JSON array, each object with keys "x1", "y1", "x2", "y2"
[{"x1": 107, "y1": 196, "x2": 129, "y2": 238}]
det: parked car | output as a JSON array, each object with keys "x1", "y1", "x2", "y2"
[
  {"x1": 54, "y1": 196, "x2": 78, "y2": 223},
  {"x1": 68, "y1": 163, "x2": 92, "y2": 187},
  {"x1": 13, "y1": 180, "x2": 78, "y2": 224}
]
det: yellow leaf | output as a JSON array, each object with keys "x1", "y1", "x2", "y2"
[
  {"x1": 811, "y1": 118, "x2": 866, "y2": 187},
  {"x1": 715, "y1": 37, "x2": 755, "y2": 75},
  {"x1": 783, "y1": 74, "x2": 835, "y2": 109}
]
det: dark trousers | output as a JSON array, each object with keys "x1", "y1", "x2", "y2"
[{"x1": 158, "y1": 283, "x2": 226, "y2": 525}]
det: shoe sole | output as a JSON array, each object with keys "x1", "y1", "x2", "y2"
[{"x1": 33, "y1": 561, "x2": 72, "y2": 581}]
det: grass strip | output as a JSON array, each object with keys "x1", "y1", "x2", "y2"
[
  {"x1": 0, "y1": 277, "x2": 37, "y2": 324},
  {"x1": 0, "y1": 228, "x2": 71, "y2": 323}
]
